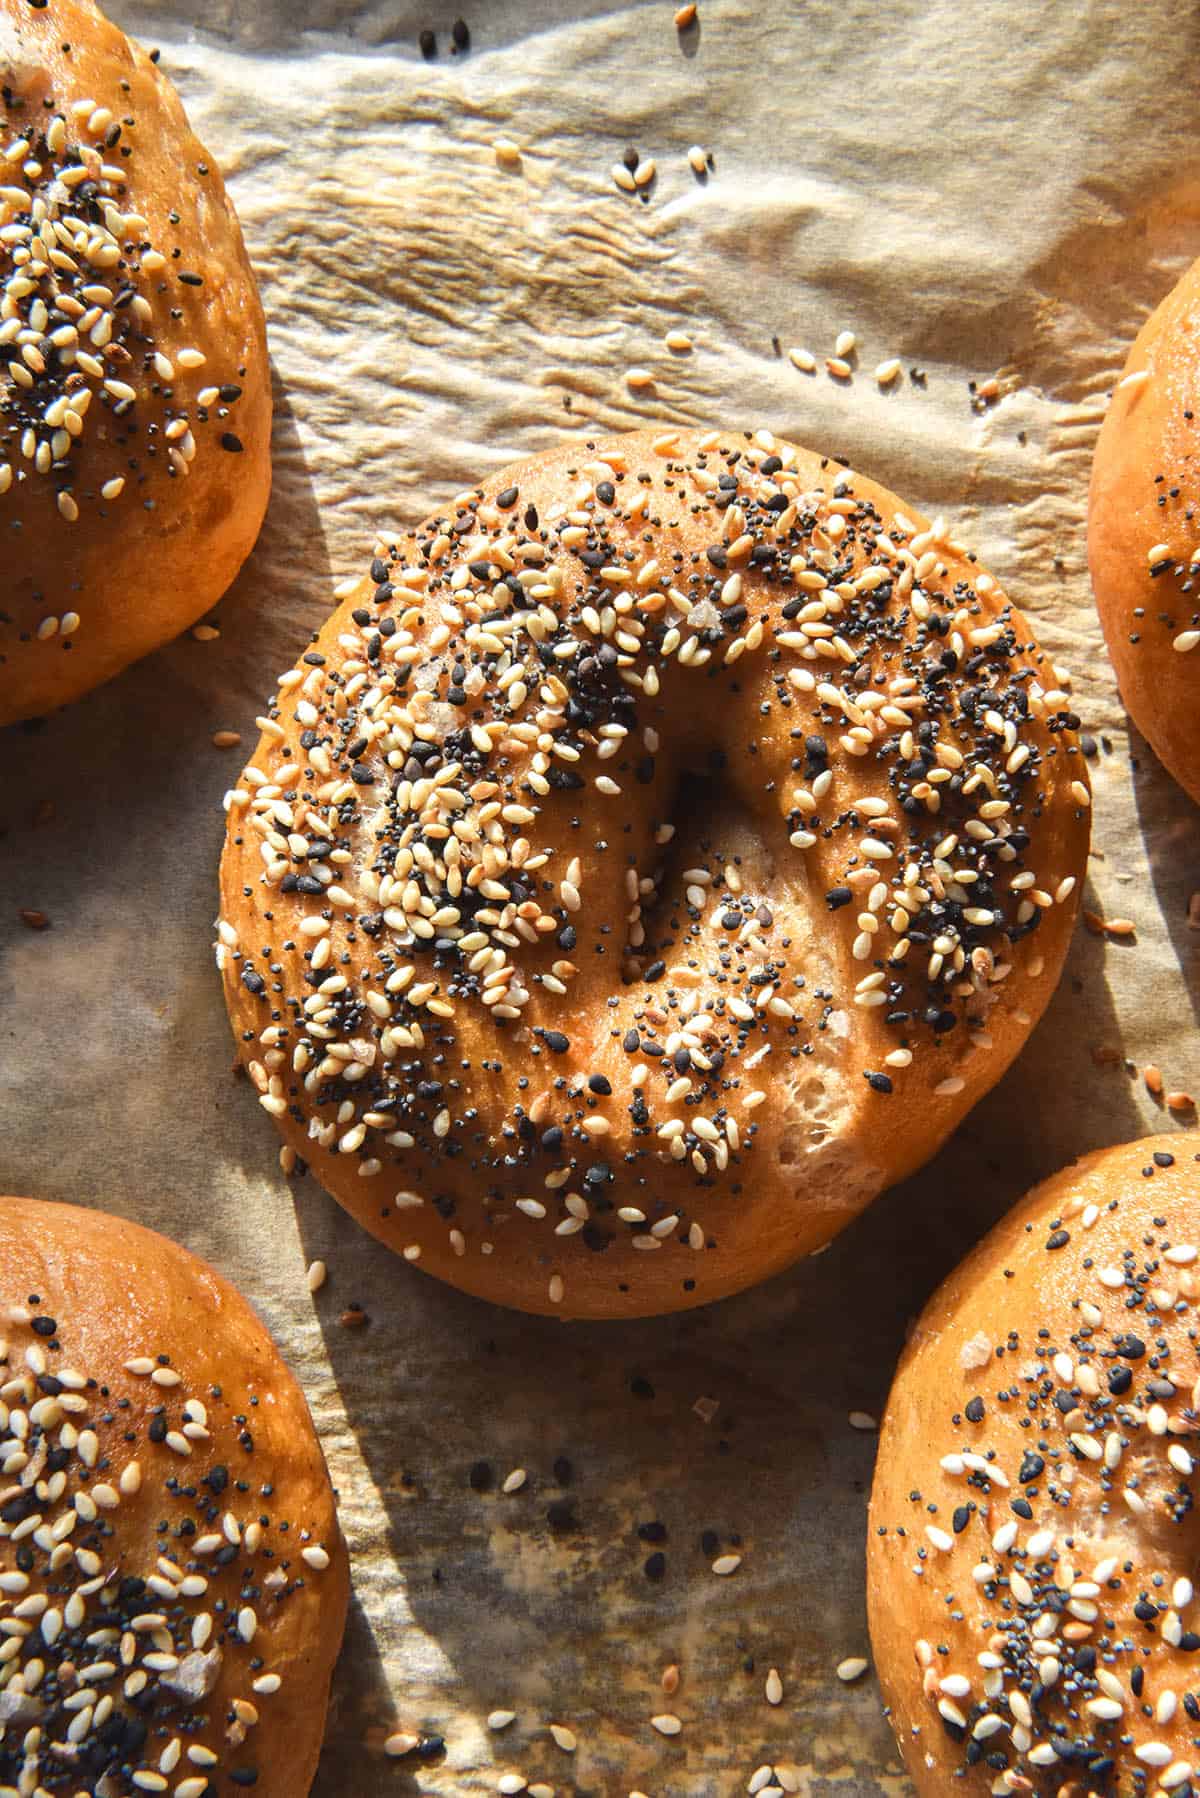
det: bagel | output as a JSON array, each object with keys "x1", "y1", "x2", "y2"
[
  {"x1": 0, "y1": 0, "x2": 271, "y2": 726},
  {"x1": 869, "y1": 1136, "x2": 1200, "y2": 1795},
  {"x1": 216, "y1": 426, "x2": 1091, "y2": 1319},
  {"x1": 0, "y1": 1195, "x2": 348, "y2": 1796},
  {"x1": 1089, "y1": 257, "x2": 1200, "y2": 804}
]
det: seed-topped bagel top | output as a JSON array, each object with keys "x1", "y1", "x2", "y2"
[
  {"x1": 0, "y1": 1196, "x2": 347, "y2": 1798},
  {"x1": 870, "y1": 1137, "x2": 1200, "y2": 1797},
  {"x1": 0, "y1": 0, "x2": 270, "y2": 724},
  {"x1": 218, "y1": 426, "x2": 1090, "y2": 1318}
]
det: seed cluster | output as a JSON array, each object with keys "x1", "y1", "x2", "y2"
[
  {"x1": 1139, "y1": 419, "x2": 1200, "y2": 656},
  {"x1": 218, "y1": 428, "x2": 1087, "y2": 1306},
  {"x1": 0, "y1": 1290, "x2": 332, "y2": 1795},
  {"x1": 0, "y1": 32, "x2": 245, "y2": 646},
  {"x1": 876, "y1": 1154, "x2": 1200, "y2": 1793}
]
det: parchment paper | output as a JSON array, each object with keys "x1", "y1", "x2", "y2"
[{"x1": 4, "y1": 1, "x2": 1200, "y2": 1791}]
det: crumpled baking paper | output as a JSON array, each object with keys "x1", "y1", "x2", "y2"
[{"x1": 3, "y1": 0, "x2": 1200, "y2": 1790}]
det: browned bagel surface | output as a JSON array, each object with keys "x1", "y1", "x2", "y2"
[
  {"x1": 0, "y1": 0, "x2": 271, "y2": 725},
  {"x1": 1089, "y1": 256, "x2": 1200, "y2": 804},
  {"x1": 218, "y1": 426, "x2": 1090, "y2": 1318},
  {"x1": 870, "y1": 1136, "x2": 1200, "y2": 1794},
  {"x1": 0, "y1": 1195, "x2": 348, "y2": 1796}
]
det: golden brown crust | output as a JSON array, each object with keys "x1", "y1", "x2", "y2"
[
  {"x1": 869, "y1": 1136, "x2": 1200, "y2": 1796},
  {"x1": 0, "y1": 1194, "x2": 348, "y2": 1796},
  {"x1": 217, "y1": 425, "x2": 1090, "y2": 1319},
  {"x1": 1089, "y1": 258, "x2": 1200, "y2": 804},
  {"x1": 0, "y1": 0, "x2": 271, "y2": 725}
]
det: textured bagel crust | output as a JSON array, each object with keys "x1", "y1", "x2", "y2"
[
  {"x1": 217, "y1": 426, "x2": 1090, "y2": 1320},
  {"x1": 869, "y1": 1137, "x2": 1200, "y2": 1795},
  {"x1": 0, "y1": 0, "x2": 270, "y2": 725},
  {"x1": 1089, "y1": 257, "x2": 1200, "y2": 804},
  {"x1": 0, "y1": 1195, "x2": 348, "y2": 1797}
]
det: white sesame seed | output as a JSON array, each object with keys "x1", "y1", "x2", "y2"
[{"x1": 836, "y1": 1656, "x2": 868, "y2": 1682}]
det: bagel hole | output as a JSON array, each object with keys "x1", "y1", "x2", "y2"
[
  {"x1": 627, "y1": 769, "x2": 775, "y2": 974},
  {"x1": 627, "y1": 771, "x2": 876, "y2": 1208}
]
